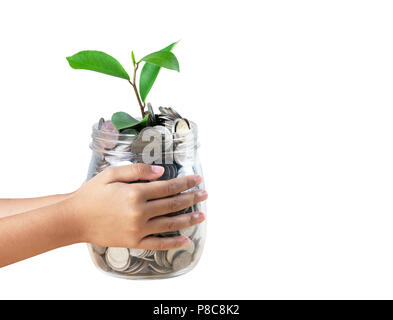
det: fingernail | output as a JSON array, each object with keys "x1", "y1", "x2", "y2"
[
  {"x1": 192, "y1": 212, "x2": 204, "y2": 220},
  {"x1": 197, "y1": 190, "x2": 208, "y2": 198},
  {"x1": 151, "y1": 165, "x2": 164, "y2": 174},
  {"x1": 194, "y1": 175, "x2": 202, "y2": 184}
]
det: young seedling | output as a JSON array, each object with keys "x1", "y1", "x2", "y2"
[{"x1": 66, "y1": 41, "x2": 180, "y2": 131}]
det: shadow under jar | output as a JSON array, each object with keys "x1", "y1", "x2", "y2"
[{"x1": 86, "y1": 120, "x2": 206, "y2": 279}]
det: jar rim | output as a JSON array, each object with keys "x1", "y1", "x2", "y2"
[{"x1": 91, "y1": 120, "x2": 198, "y2": 140}]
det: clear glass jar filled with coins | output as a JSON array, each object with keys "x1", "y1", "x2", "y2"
[{"x1": 86, "y1": 114, "x2": 206, "y2": 279}]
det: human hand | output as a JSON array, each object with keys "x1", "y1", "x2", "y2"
[{"x1": 66, "y1": 163, "x2": 207, "y2": 250}]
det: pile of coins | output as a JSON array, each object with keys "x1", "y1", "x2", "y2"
[{"x1": 87, "y1": 105, "x2": 205, "y2": 277}]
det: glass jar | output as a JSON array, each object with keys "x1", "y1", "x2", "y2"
[{"x1": 85, "y1": 120, "x2": 206, "y2": 279}]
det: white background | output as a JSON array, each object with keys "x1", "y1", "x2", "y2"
[{"x1": 0, "y1": 0, "x2": 392, "y2": 299}]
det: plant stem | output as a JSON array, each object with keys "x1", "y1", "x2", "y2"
[{"x1": 129, "y1": 63, "x2": 145, "y2": 118}]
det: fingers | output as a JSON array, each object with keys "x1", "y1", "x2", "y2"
[
  {"x1": 138, "y1": 235, "x2": 191, "y2": 250},
  {"x1": 145, "y1": 212, "x2": 205, "y2": 235},
  {"x1": 144, "y1": 189, "x2": 208, "y2": 218},
  {"x1": 138, "y1": 175, "x2": 202, "y2": 200},
  {"x1": 101, "y1": 163, "x2": 164, "y2": 183}
]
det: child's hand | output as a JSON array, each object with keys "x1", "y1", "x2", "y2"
[{"x1": 66, "y1": 163, "x2": 207, "y2": 250}]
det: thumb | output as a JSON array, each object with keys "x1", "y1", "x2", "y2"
[{"x1": 102, "y1": 163, "x2": 164, "y2": 183}]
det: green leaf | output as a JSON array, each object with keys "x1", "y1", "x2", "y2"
[
  {"x1": 131, "y1": 51, "x2": 136, "y2": 67},
  {"x1": 139, "y1": 41, "x2": 179, "y2": 102},
  {"x1": 66, "y1": 50, "x2": 130, "y2": 80},
  {"x1": 111, "y1": 112, "x2": 139, "y2": 130},
  {"x1": 138, "y1": 114, "x2": 150, "y2": 127},
  {"x1": 140, "y1": 51, "x2": 179, "y2": 72},
  {"x1": 121, "y1": 128, "x2": 138, "y2": 135},
  {"x1": 111, "y1": 112, "x2": 149, "y2": 130}
]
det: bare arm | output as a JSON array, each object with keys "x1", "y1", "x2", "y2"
[
  {"x1": 0, "y1": 193, "x2": 74, "y2": 218},
  {"x1": 0, "y1": 200, "x2": 79, "y2": 267},
  {"x1": 0, "y1": 164, "x2": 207, "y2": 268}
]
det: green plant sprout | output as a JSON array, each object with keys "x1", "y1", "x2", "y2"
[{"x1": 66, "y1": 41, "x2": 179, "y2": 131}]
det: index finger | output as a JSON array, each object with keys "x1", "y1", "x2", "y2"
[{"x1": 138, "y1": 174, "x2": 202, "y2": 200}]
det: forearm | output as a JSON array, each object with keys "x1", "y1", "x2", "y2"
[
  {"x1": 0, "y1": 199, "x2": 81, "y2": 268},
  {"x1": 0, "y1": 193, "x2": 74, "y2": 218}
]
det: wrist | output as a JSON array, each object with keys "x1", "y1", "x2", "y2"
[{"x1": 56, "y1": 196, "x2": 86, "y2": 244}]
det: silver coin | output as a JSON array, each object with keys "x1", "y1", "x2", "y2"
[
  {"x1": 130, "y1": 127, "x2": 163, "y2": 163},
  {"x1": 165, "y1": 107, "x2": 178, "y2": 119},
  {"x1": 98, "y1": 118, "x2": 105, "y2": 130},
  {"x1": 157, "y1": 164, "x2": 178, "y2": 181},
  {"x1": 172, "y1": 251, "x2": 193, "y2": 271},
  {"x1": 113, "y1": 143, "x2": 132, "y2": 153},
  {"x1": 174, "y1": 142, "x2": 194, "y2": 166},
  {"x1": 110, "y1": 160, "x2": 133, "y2": 167},
  {"x1": 180, "y1": 225, "x2": 197, "y2": 238},
  {"x1": 147, "y1": 102, "x2": 155, "y2": 123},
  {"x1": 167, "y1": 107, "x2": 182, "y2": 119},
  {"x1": 97, "y1": 161, "x2": 110, "y2": 171},
  {"x1": 97, "y1": 120, "x2": 119, "y2": 150},
  {"x1": 147, "y1": 250, "x2": 155, "y2": 256},
  {"x1": 158, "y1": 106, "x2": 171, "y2": 117},
  {"x1": 91, "y1": 244, "x2": 107, "y2": 255},
  {"x1": 192, "y1": 202, "x2": 203, "y2": 213},
  {"x1": 125, "y1": 259, "x2": 145, "y2": 274},
  {"x1": 142, "y1": 256, "x2": 155, "y2": 262},
  {"x1": 168, "y1": 164, "x2": 178, "y2": 179},
  {"x1": 166, "y1": 240, "x2": 195, "y2": 264},
  {"x1": 174, "y1": 118, "x2": 190, "y2": 136},
  {"x1": 132, "y1": 260, "x2": 149, "y2": 274},
  {"x1": 159, "y1": 106, "x2": 178, "y2": 119},
  {"x1": 154, "y1": 250, "x2": 171, "y2": 268},
  {"x1": 149, "y1": 261, "x2": 170, "y2": 274},
  {"x1": 105, "y1": 247, "x2": 131, "y2": 271},
  {"x1": 129, "y1": 248, "x2": 150, "y2": 259}
]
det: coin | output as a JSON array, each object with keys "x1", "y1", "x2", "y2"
[
  {"x1": 154, "y1": 250, "x2": 171, "y2": 268},
  {"x1": 125, "y1": 259, "x2": 145, "y2": 274},
  {"x1": 180, "y1": 225, "x2": 196, "y2": 238},
  {"x1": 113, "y1": 143, "x2": 132, "y2": 153},
  {"x1": 105, "y1": 247, "x2": 131, "y2": 271},
  {"x1": 167, "y1": 107, "x2": 182, "y2": 119},
  {"x1": 97, "y1": 160, "x2": 110, "y2": 171},
  {"x1": 110, "y1": 160, "x2": 133, "y2": 167},
  {"x1": 168, "y1": 164, "x2": 178, "y2": 178},
  {"x1": 159, "y1": 106, "x2": 176, "y2": 119},
  {"x1": 172, "y1": 251, "x2": 192, "y2": 271},
  {"x1": 98, "y1": 117, "x2": 105, "y2": 130},
  {"x1": 147, "y1": 102, "x2": 155, "y2": 124},
  {"x1": 174, "y1": 118, "x2": 190, "y2": 136},
  {"x1": 130, "y1": 127, "x2": 163, "y2": 164},
  {"x1": 166, "y1": 240, "x2": 195, "y2": 264},
  {"x1": 91, "y1": 244, "x2": 107, "y2": 255},
  {"x1": 157, "y1": 164, "x2": 178, "y2": 181},
  {"x1": 129, "y1": 248, "x2": 150, "y2": 259},
  {"x1": 174, "y1": 142, "x2": 194, "y2": 166},
  {"x1": 97, "y1": 120, "x2": 119, "y2": 150},
  {"x1": 149, "y1": 261, "x2": 169, "y2": 274},
  {"x1": 128, "y1": 260, "x2": 149, "y2": 274}
]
